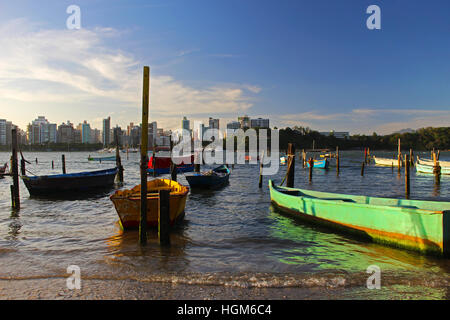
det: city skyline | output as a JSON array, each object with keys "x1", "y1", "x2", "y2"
[{"x1": 0, "y1": 1, "x2": 449, "y2": 135}]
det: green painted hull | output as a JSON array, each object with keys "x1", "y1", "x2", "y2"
[{"x1": 268, "y1": 180, "x2": 450, "y2": 256}]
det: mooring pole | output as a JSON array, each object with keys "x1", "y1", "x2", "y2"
[
  {"x1": 336, "y1": 146, "x2": 340, "y2": 175},
  {"x1": 139, "y1": 66, "x2": 150, "y2": 245},
  {"x1": 194, "y1": 151, "x2": 201, "y2": 172},
  {"x1": 397, "y1": 138, "x2": 401, "y2": 173},
  {"x1": 158, "y1": 189, "x2": 171, "y2": 246},
  {"x1": 52, "y1": 160, "x2": 54, "y2": 169},
  {"x1": 11, "y1": 128, "x2": 20, "y2": 210},
  {"x1": 62, "y1": 154, "x2": 66, "y2": 174},
  {"x1": 361, "y1": 161, "x2": 365, "y2": 176},
  {"x1": 433, "y1": 152, "x2": 441, "y2": 185},
  {"x1": 308, "y1": 158, "x2": 313, "y2": 182},
  {"x1": 405, "y1": 154, "x2": 410, "y2": 198},
  {"x1": 286, "y1": 143, "x2": 295, "y2": 188},
  {"x1": 115, "y1": 131, "x2": 124, "y2": 184},
  {"x1": 258, "y1": 150, "x2": 265, "y2": 188}
]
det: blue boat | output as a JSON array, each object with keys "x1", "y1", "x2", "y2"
[
  {"x1": 185, "y1": 165, "x2": 230, "y2": 189},
  {"x1": 147, "y1": 164, "x2": 195, "y2": 175},
  {"x1": 21, "y1": 168, "x2": 118, "y2": 196},
  {"x1": 306, "y1": 159, "x2": 329, "y2": 169}
]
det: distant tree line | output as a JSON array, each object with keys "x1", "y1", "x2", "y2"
[{"x1": 278, "y1": 126, "x2": 450, "y2": 151}]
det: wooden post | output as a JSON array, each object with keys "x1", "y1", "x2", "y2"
[
  {"x1": 367, "y1": 148, "x2": 371, "y2": 164},
  {"x1": 302, "y1": 149, "x2": 305, "y2": 168},
  {"x1": 308, "y1": 158, "x2": 313, "y2": 182},
  {"x1": 20, "y1": 158, "x2": 25, "y2": 176},
  {"x1": 409, "y1": 149, "x2": 413, "y2": 167},
  {"x1": 11, "y1": 128, "x2": 20, "y2": 210},
  {"x1": 398, "y1": 138, "x2": 401, "y2": 172},
  {"x1": 158, "y1": 189, "x2": 171, "y2": 246},
  {"x1": 361, "y1": 161, "x2": 365, "y2": 176},
  {"x1": 433, "y1": 152, "x2": 441, "y2": 185},
  {"x1": 437, "y1": 150, "x2": 440, "y2": 161},
  {"x1": 336, "y1": 146, "x2": 340, "y2": 175},
  {"x1": 35, "y1": 158, "x2": 38, "y2": 164},
  {"x1": 405, "y1": 154, "x2": 410, "y2": 198},
  {"x1": 140, "y1": 66, "x2": 150, "y2": 245},
  {"x1": 52, "y1": 160, "x2": 54, "y2": 169},
  {"x1": 286, "y1": 143, "x2": 295, "y2": 188},
  {"x1": 61, "y1": 154, "x2": 66, "y2": 174},
  {"x1": 364, "y1": 148, "x2": 367, "y2": 164},
  {"x1": 152, "y1": 143, "x2": 156, "y2": 177},
  {"x1": 392, "y1": 161, "x2": 394, "y2": 173},
  {"x1": 258, "y1": 150, "x2": 264, "y2": 188},
  {"x1": 115, "y1": 131, "x2": 124, "y2": 184}
]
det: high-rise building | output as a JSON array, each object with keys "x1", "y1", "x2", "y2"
[
  {"x1": 238, "y1": 115, "x2": 251, "y2": 129},
  {"x1": 102, "y1": 117, "x2": 111, "y2": 147},
  {"x1": 29, "y1": 116, "x2": 57, "y2": 144},
  {"x1": 209, "y1": 117, "x2": 219, "y2": 130},
  {"x1": 0, "y1": 119, "x2": 6, "y2": 145},
  {"x1": 78, "y1": 121, "x2": 91, "y2": 144},
  {"x1": 250, "y1": 118, "x2": 269, "y2": 128},
  {"x1": 148, "y1": 122, "x2": 157, "y2": 148},
  {"x1": 182, "y1": 116, "x2": 190, "y2": 132},
  {"x1": 226, "y1": 121, "x2": 241, "y2": 130},
  {"x1": 57, "y1": 121, "x2": 74, "y2": 144}
]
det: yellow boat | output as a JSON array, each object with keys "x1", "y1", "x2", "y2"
[{"x1": 110, "y1": 179, "x2": 189, "y2": 229}]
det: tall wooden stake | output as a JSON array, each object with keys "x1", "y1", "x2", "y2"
[
  {"x1": 62, "y1": 155, "x2": 66, "y2": 174},
  {"x1": 397, "y1": 138, "x2": 401, "y2": 173},
  {"x1": 336, "y1": 146, "x2": 340, "y2": 175},
  {"x1": 11, "y1": 128, "x2": 20, "y2": 210},
  {"x1": 115, "y1": 131, "x2": 124, "y2": 184},
  {"x1": 361, "y1": 161, "x2": 365, "y2": 176},
  {"x1": 258, "y1": 150, "x2": 264, "y2": 188},
  {"x1": 139, "y1": 66, "x2": 150, "y2": 245},
  {"x1": 405, "y1": 154, "x2": 410, "y2": 199},
  {"x1": 158, "y1": 189, "x2": 171, "y2": 246},
  {"x1": 286, "y1": 143, "x2": 295, "y2": 188},
  {"x1": 308, "y1": 158, "x2": 313, "y2": 182}
]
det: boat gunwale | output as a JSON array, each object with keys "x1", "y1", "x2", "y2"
[{"x1": 268, "y1": 180, "x2": 447, "y2": 215}]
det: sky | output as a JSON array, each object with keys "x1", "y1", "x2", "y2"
[{"x1": 0, "y1": 0, "x2": 449, "y2": 135}]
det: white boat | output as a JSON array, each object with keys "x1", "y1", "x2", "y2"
[
  {"x1": 417, "y1": 157, "x2": 450, "y2": 167},
  {"x1": 280, "y1": 156, "x2": 287, "y2": 165},
  {"x1": 373, "y1": 156, "x2": 403, "y2": 167}
]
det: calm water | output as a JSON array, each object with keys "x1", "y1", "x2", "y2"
[{"x1": 0, "y1": 150, "x2": 449, "y2": 299}]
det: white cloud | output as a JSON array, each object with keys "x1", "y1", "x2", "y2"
[{"x1": 0, "y1": 19, "x2": 260, "y2": 130}]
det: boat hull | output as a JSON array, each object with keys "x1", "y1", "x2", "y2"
[
  {"x1": 147, "y1": 164, "x2": 195, "y2": 175},
  {"x1": 416, "y1": 163, "x2": 450, "y2": 175},
  {"x1": 373, "y1": 156, "x2": 404, "y2": 167},
  {"x1": 88, "y1": 156, "x2": 116, "y2": 161},
  {"x1": 306, "y1": 159, "x2": 329, "y2": 169},
  {"x1": 185, "y1": 165, "x2": 230, "y2": 189},
  {"x1": 110, "y1": 179, "x2": 189, "y2": 229},
  {"x1": 22, "y1": 168, "x2": 118, "y2": 196},
  {"x1": 269, "y1": 180, "x2": 450, "y2": 256}
]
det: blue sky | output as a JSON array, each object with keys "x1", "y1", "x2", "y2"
[{"x1": 0, "y1": 0, "x2": 449, "y2": 134}]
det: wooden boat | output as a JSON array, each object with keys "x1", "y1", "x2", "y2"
[
  {"x1": 88, "y1": 155, "x2": 116, "y2": 161},
  {"x1": 22, "y1": 168, "x2": 118, "y2": 196},
  {"x1": 416, "y1": 162, "x2": 450, "y2": 175},
  {"x1": 417, "y1": 157, "x2": 450, "y2": 167},
  {"x1": 147, "y1": 154, "x2": 194, "y2": 175},
  {"x1": 306, "y1": 159, "x2": 329, "y2": 169},
  {"x1": 110, "y1": 179, "x2": 189, "y2": 229},
  {"x1": 185, "y1": 165, "x2": 230, "y2": 189},
  {"x1": 373, "y1": 156, "x2": 404, "y2": 167},
  {"x1": 269, "y1": 180, "x2": 450, "y2": 256}
]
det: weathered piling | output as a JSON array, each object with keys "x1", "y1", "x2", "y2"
[
  {"x1": 158, "y1": 189, "x2": 171, "y2": 246},
  {"x1": 437, "y1": 150, "x2": 440, "y2": 161},
  {"x1": 286, "y1": 143, "x2": 295, "y2": 188},
  {"x1": 367, "y1": 148, "x2": 371, "y2": 164},
  {"x1": 398, "y1": 138, "x2": 402, "y2": 173},
  {"x1": 194, "y1": 151, "x2": 201, "y2": 172},
  {"x1": 336, "y1": 146, "x2": 340, "y2": 175},
  {"x1": 35, "y1": 158, "x2": 38, "y2": 164},
  {"x1": 52, "y1": 160, "x2": 54, "y2": 169},
  {"x1": 433, "y1": 152, "x2": 441, "y2": 185},
  {"x1": 170, "y1": 163, "x2": 177, "y2": 182},
  {"x1": 20, "y1": 158, "x2": 25, "y2": 176},
  {"x1": 364, "y1": 148, "x2": 368, "y2": 164},
  {"x1": 392, "y1": 161, "x2": 394, "y2": 173},
  {"x1": 115, "y1": 131, "x2": 124, "y2": 184},
  {"x1": 308, "y1": 158, "x2": 313, "y2": 182},
  {"x1": 11, "y1": 128, "x2": 20, "y2": 210},
  {"x1": 62, "y1": 155, "x2": 66, "y2": 174},
  {"x1": 361, "y1": 161, "x2": 365, "y2": 176},
  {"x1": 139, "y1": 66, "x2": 150, "y2": 245},
  {"x1": 152, "y1": 143, "x2": 156, "y2": 177},
  {"x1": 405, "y1": 154, "x2": 410, "y2": 198},
  {"x1": 259, "y1": 150, "x2": 265, "y2": 188},
  {"x1": 302, "y1": 149, "x2": 306, "y2": 168},
  {"x1": 409, "y1": 149, "x2": 413, "y2": 166}
]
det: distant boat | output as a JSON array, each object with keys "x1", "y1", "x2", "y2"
[
  {"x1": 417, "y1": 157, "x2": 450, "y2": 167},
  {"x1": 280, "y1": 156, "x2": 287, "y2": 165},
  {"x1": 269, "y1": 180, "x2": 450, "y2": 256},
  {"x1": 306, "y1": 159, "x2": 329, "y2": 169},
  {"x1": 147, "y1": 154, "x2": 194, "y2": 175},
  {"x1": 416, "y1": 160, "x2": 450, "y2": 175},
  {"x1": 373, "y1": 156, "x2": 403, "y2": 167},
  {"x1": 88, "y1": 155, "x2": 117, "y2": 161},
  {"x1": 21, "y1": 168, "x2": 118, "y2": 196},
  {"x1": 110, "y1": 179, "x2": 189, "y2": 229},
  {"x1": 185, "y1": 165, "x2": 230, "y2": 189}
]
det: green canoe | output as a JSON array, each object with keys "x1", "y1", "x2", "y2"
[{"x1": 269, "y1": 180, "x2": 450, "y2": 256}]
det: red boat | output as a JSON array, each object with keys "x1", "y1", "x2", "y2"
[{"x1": 147, "y1": 154, "x2": 194, "y2": 175}]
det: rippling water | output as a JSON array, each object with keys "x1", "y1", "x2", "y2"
[{"x1": 0, "y1": 150, "x2": 449, "y2": 299}]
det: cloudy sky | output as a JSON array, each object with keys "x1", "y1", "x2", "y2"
[{"x1": 0, "y1": 0, "x2": 449, "y2": 134}]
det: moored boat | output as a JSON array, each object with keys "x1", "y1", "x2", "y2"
[
  {"x1": 21, "y1": 167, "x2": 118, "y2": 196},
  {"x1": 280, "y1": 156, "x2": 287, "y2": 165},
  {"x1": 185, "y1": 165, "x2": 230, "y2": 189},
  {"x1": 269, "y1": 180, "x2": 450, "y2": 256},
  {"x1": 417, "y1": 157, "x2": 450, "y2": 167},
  {"x1": 88, "y1": 155, "x2": 117, "y2": 161},
  {"x1": 110, "y1": 179, "x2": 189, "y2": 229},
  {"x1": 147, "y1": 154, "x2": 194, "y2": 175},
  {"x1": 373, "y1": 156, "x2": 404, "y2": 167},
  {"x1": 416, "y1": 162, "x2": 450, "y2": 175},
  {"x1": 306, "y1": 159, "x2": 329, "y2": 169}
]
